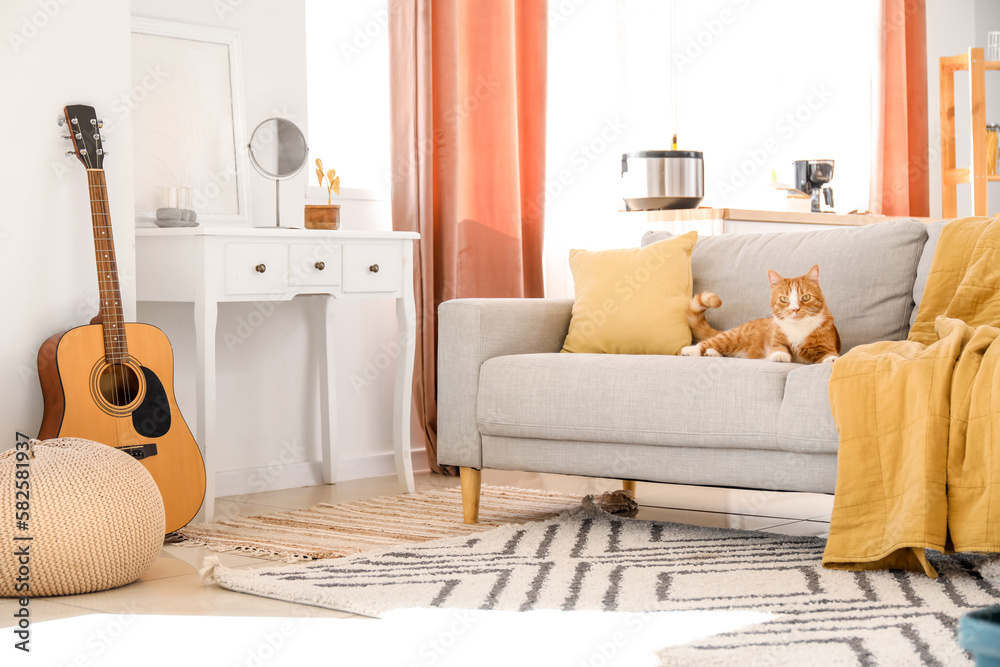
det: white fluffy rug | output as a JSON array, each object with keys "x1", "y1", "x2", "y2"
[{"x1": 203, "y1": 502, "x2": 1000, "y2": 666}]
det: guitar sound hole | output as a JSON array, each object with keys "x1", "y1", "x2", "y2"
[{"x1": 98, "y1": 364, "x2": 141, "y2": 407}]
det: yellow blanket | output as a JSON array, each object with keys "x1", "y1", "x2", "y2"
[{"x1": 823, "y1": 216, "x2": 1000, "y2": 577}]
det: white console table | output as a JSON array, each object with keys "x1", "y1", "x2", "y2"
[{"x1": 134, "y1": 227, "x2": 419, "y2": 522}]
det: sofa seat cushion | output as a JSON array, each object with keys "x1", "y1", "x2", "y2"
[
  {"x1": 477, "y1": 353, "x2": 840, "y2": 454},
  {"x1": 776, "y1": 363, "x2": 839, "y2": 453}
]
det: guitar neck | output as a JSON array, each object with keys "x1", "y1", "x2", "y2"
[{"x1": 86, "y1": 169, "x2": 128, "y2": 362}]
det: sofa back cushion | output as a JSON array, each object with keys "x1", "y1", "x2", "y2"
[
  {"x1": 642, "y1": 218, "x2": 928, "y2": 352},
  {"x1": 909, "y1": 219, "x2": 948, "y2": 330}
]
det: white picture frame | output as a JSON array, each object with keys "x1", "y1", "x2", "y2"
[{"x1": 130, "y1": 17, "x2": 252, "y2": 226}]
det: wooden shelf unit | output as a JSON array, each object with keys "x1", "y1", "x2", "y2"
[{"x1": 939, "y1": 47, "x2": 998, "y2": 217}]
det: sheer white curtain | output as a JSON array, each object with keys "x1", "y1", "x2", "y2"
[{"x1": 544, "y1": 0, "x2": 878, "y2": 298}]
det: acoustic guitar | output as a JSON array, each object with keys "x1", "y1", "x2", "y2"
[{"x1": 37, "y1": 104, "x2": 206, "y2": 534}]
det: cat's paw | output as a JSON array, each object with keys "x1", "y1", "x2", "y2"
[
  {"x1": 821, "y1": 355, "x2": 839, "y2": 364},
  {"x1": 767, "y1": 350, "x2": 792, "y2": 363},
  {"x1": 703, "y1": 348, "x2": 722, "y2": 357},
  {"x1": 680, "y1": 345, "x2": 701, "y2": 357}
]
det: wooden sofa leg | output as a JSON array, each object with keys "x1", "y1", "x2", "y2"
[
  {"x1": 622, "y1": 480, "x2": 637, "y2": 498},
  {"x1": 460, "y1": 467, "x2": 482, "y2": 524}
]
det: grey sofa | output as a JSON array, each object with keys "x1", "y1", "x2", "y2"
[{"x1": 438, "y1": 218, "x2": 946, "y2": 523}]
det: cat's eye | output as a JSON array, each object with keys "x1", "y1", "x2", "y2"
[
  {"x1": 779, "y1": 296, "x2": 789, "y2": 303},
  {"x1": 801, "y1": 295, "x2": 812, "y2": 302}
]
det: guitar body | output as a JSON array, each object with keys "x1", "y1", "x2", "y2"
[{"x1": 38, "y1": 322, "x2": 206, "y2": 533}]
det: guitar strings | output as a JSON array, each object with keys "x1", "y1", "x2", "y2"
[{"x1": 87, "y1": 165, "x2": 132, "y2": 424}]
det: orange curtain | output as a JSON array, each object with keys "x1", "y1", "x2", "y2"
[
  {"x1": 388, "y1": 0, "x2": 547, "y2": 473},
  {"x1": 871, "y1": 0, "x2": 929, "y2": 216}
]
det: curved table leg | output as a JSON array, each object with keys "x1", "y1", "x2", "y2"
[
  {"x1": 393, "y1": 242, "x2": 416, "y2": 493},
  {"x1": 316, "y1": 295, "x2": 338, "y2": 484}
]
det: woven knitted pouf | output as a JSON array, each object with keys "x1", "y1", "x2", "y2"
[{"x1": 0, "y1": 438, "x2": 164, "y2": 597}]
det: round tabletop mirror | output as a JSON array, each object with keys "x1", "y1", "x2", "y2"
[{"x1": 248, "y1": 118, "x2": 309, "y2": 228}]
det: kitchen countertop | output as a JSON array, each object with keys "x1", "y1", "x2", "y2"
[{"x1": 641, "y1": 208, "x2": 943, "y2": 226}]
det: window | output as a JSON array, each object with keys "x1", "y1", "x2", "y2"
[
  {"x1": 545, "y1": 0, "x2": 878, "y2": 295},
  {"x1": 305, "y1": 0, "x2": 391, "y2": 198}
]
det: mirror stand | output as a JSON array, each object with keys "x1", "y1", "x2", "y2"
[
  {"x1": 248, "y1": 117, "x2": 309, "y2": 229},
  {"x1": 273, "y1": 179, "x2": 284, "y2": 229}
]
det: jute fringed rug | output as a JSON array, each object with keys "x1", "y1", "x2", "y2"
[
  {"x1": 177, "y1": 485, "x2": 582, "y2": 561},
  {"x1": 203, "y1": 501, "x2": 1000, "y2": 666}
]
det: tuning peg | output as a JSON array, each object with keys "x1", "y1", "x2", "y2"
[
  {"x1": 96, "y1": 119, "x2": 103, "y2": 128},
  {"x1": 71, "y1": 117, "x2": 79, "y2": 125},
  {"x1": 79, "y1": 149, "x2": 88, "y2": 155},
  {"x1": 75, "y1": 132, "x2": 82, "y2": 139},
  {"x1": 57, "y1": 115, "x2": 65, "y2": 126},
  {"x1": 92, "y1": 133, "x2": 100, "y2": 140},
  {"x1": 97, "y1": 149, "x2": 104, "y2": 155}
]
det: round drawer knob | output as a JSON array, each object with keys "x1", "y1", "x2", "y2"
[
  {"x1": 255, "y1": 263, "x2": 266, "y2": 273},
  {"x1": 369, "y1": 264, "x2": 380, "y2": 273},
  {"x1": 315, "y1": 261, "x2": 325, "y2": 271}
]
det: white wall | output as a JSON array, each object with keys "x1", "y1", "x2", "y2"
[
  {"x1": 0, "y1": 0, "x2": 136, "y2": 442},
  {"x1": 0, "y1": 0, "x2": 414, "y2": 494},
  {"x1": 130, "y1": 0, "x2": 416, "y2": 495}
]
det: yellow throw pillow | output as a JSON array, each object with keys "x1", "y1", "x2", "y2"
[{"x1": 562, "y1": 231, "x2": 697, "y2": 355}]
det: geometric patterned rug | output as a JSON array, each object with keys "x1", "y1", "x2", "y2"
[{"x1": 202, "y1": 501, "x2": 999, "y2": 666}]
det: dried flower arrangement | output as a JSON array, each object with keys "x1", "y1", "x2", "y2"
[{"x1": 314, "y1": 158, "x2": 341, "y2": 205}]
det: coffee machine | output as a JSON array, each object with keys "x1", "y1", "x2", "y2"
[{"x1": 793, "y1": 160, "x2": 835, "y2": 213}]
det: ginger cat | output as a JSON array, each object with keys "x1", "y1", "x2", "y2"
[{"x1": 680, "y1": 265, "x2": 841, "y2": 364}]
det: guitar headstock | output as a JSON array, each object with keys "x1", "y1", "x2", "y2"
[{"x1": 61, "y1": 104, "x2": 107, "y2": 170}]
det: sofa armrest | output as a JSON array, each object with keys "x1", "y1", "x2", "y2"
[{"x1": 437, "y1": 298, "x2": 574, "y2": 468}]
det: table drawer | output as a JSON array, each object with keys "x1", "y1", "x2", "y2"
[
  {"x1": 289, "y1": 243, "x2": 342, "y2": 288},
  {"x1": 224, "y1": 243, "x2": 289, "y2": 295},
  {"x1": 343, "y1": 244, "x2": 402, "y2": 293}
]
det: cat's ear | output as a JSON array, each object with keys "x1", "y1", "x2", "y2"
[
  {"x1": 807, "y1": 265, "x2": 820, "y2": 283},
  {"x1": 767, "y1": 270, "x2": 783, "y2": 287}
]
